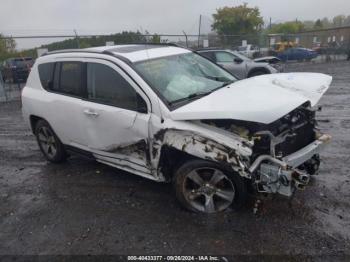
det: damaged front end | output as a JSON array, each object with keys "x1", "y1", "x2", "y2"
[{"x1": 202, "y1": 103, "x2": 331, "y2": 198}]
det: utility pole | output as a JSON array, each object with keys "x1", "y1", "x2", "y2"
[
  {"x1": 182, "y1": 31, "x2": 188, "y2": 48},
  {"x1": 74, "y1": 29, "x2": 80, "y2": 48},
  {"x1": 269, "y1": 17, "x2": 272, "y2": 29},
  {"x1": 198, "y1": 14, "x2": 202, "y2": 48}
]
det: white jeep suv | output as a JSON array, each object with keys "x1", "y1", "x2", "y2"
[{"x1": 22, "y1": 44, "x2": 332, "y2": 213}]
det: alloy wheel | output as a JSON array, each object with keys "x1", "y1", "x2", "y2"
[
  {"x1": 37, "y1": 126, "x2": 58, "y2": 159},
  {"x1": 183, "y1": 167, "x2": 235, "y2": 213}
]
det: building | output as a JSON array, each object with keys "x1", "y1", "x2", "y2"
[{"x1": 268, "y1": 26, "x2": 350, "y2": 49}]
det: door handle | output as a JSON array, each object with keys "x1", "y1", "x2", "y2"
[{"x1": 83, "y1": 109, "x2": 99, "y2": 117}]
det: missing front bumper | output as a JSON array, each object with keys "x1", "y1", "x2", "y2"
[
  {"x1": 251, "y1": 134, "x2": 331, "y2": 197},
  {"x1": 282, "y1": 134, "x2": 331, "y2": 168}
]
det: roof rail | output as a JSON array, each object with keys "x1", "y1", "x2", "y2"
[
  {"x1": 41, "y1": 49, "x2": 104, "y2": 56},
  {"x1": 108, "y1": 42, "x2": 181, "y2": 47},
  {"x1": 40, "y1": 43, "x2": 188, "y2": 63},
  {"x1": 194, "y1": 47, "x2": 226, "y2": 51},
  {"x1": 41, "y1": 43, "x2": 183, "y2": 56},
  {"x1": 41, "y1": 48, "x2": 133, "y2": 64}
]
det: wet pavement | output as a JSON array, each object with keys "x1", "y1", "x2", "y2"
[{"x1": 0, "y1": 61, "x2": 349, "y2": 256}]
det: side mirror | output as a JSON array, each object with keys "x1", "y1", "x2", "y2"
[
  {"x1": 234, "y1": 57, "x2": 243, "y2": 64},
  {"x1": 136, "y1": 94, "x2": 148, "y2": 114}
]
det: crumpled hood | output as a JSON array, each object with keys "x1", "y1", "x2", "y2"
[{"x1": 169, "y1": 73, "x2": 332, "y2": 124}]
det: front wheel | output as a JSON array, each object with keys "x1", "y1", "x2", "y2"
[
  {"x1": 35, "y1": 120, "x2": 67, "y2": 163},
  {"x1": 173, "y1": 160, "x2": 247, "y2": 213}
]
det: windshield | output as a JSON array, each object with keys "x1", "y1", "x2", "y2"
[{"x1": 135, "y1": 52, "x2": 236, "y2": 105}]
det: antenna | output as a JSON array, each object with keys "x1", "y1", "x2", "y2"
[
  {"x1": 74, "y1": 29, "x2": 80, "y2": 48},
  {"x1": 182, "y1": 31, "x2": 188, "y2": 47}
]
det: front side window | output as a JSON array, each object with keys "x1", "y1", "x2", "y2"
[
  {"x1": 215, "y1": 52, "x2": 235, "y2": 63},
  {"x1": 135, "y1": 52, "x2": 236, "y2": 106},
  {"x1": 87, "y1": 63, "x2": 139, "y2": 111}
]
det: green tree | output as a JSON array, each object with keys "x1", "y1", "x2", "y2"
[
  {"x1": 313, "y1": 19, "x2": 323, "y2": 29},
  {"x1": 333, "y1": 15, "x2": 346, "y2": 27},
  {"x1": 0, "y1": 34, "x2": 17, "y2": 61},
  {"x1": 150, "y1": 34, "x2": 161, "y2": 43},
  {"x1": 0, "y1": 34, "x2": 16, "y2": 53},
  {"x1": 212, "y1": 4, "x2": 264, "y2": 35},
  {"x1": 303, "y1": 20, "x2": 315, "y2": 30},
  {"x1": 321, "y1": 17, "x2": 332, "y2": 28},
  {"x1": 345, "y1": 15, "x2": 350, "y2": 26},
  {"x1": 269, "y1": 21, "x2": 305, "y2": 34}
]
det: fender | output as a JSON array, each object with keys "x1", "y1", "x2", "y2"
[{"x1": 152, "y1": 129, "x2": 251, "y2": 179}]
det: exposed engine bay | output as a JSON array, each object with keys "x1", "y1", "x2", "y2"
[{"x1": 201, "y1": 103, "x2": 329, "y2": 197}]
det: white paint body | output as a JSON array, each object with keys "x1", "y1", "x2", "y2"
[
  {"x1": 170, "y1": 73, "x2": 332, "y2": 124},
  {"x1": 22, "y1": 45, "x2": 332, "y2": 183}
]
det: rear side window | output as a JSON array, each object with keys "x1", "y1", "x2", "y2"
[
  {"x1": 38, "y1": 63, "x2": 55, "y2": 90},
  {"x1": 87, "y1": 63, "x2": 139, "y2": 111},
  {"x1": 59, "y1": 62, "x2": 83, "y2": 96},
  {"x1": 199, "y1": 51, "x2": 216, "y2": 62},
  {"x1": 40, "y1": 61, "x2": 84, "y2": 97}
]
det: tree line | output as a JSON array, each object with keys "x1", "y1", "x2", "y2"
[
  {"x1": 0, "y1": 31, "x2": 163, "y2": 61},
  {"x1": 1, "y1": 4, "x2": 350, "y2": 60},
  {"x1": 212, "y1": 4, "x2": 350, "y2": 35}
]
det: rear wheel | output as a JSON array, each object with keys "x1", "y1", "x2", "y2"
[
  {"x1": 174, "y1": 160, "x2": 247, "y2": 213},
  {"x1": 34, "y1": 120, "x2": 67, "y2": 163}
]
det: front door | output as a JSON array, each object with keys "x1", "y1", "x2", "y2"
[
  {"x1": 80, "y1": 59, "x2": 152, "y2": 178},
  {"x1": 214, "y1": 51, "x2": 247, "y2": 79}
]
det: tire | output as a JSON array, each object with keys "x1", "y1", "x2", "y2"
[
  {"x1": 34, "y1": 120, "x2": 67, "y2": 163},
  {"x1": 173, "y1": 159, "x2": 247, "y2": 213},
  {"x1": 248, "y1": 70, "x2": 267, "y2": 78}
]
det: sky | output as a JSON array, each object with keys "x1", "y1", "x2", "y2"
[{"x1": 0, "y1": 0, "x2": 349, "y2": 49}]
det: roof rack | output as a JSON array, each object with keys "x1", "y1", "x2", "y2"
[
  {"x1": 41, "y1": 48, "x2": 133, "y2": 64},
  {"x1": 42, "y1": 49, "x2": 103, "y2": 56},
  {"x1": 194, "y1": 47, "x2": 227, "y2": 51},
  {"x1": 41, "y1": 43, "x2": 188, "y2": 64}
]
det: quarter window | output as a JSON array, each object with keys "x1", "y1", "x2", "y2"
[
  {"x1": 38, "y1": 63, "x2": 55, "y2": 90},
  {"x1": 87, "y1": 63, "x2": 139, "y2": 111}
]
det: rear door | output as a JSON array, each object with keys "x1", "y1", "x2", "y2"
[
  {"x1": 80, "y1": 59, "x2": 152, "y2": 177},
  {"x1": 38, "y1": 60, "x2": 89, "y2": 148}
]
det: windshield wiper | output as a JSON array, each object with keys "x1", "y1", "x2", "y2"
[
  {"x1": 169, "y1": 80, "x2": 236, "y2": 106},
  {"x1": 169, "y1": 91, "x2": 212, "y2": 105},
  {"x1": 220, "y1": 80, "x2": 235, "y2": 88}
]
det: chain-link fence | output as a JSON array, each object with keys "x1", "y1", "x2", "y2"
[
  {"x1": 1, "y1": 31, "x2": 349, "y2": 59},
  {"x1": 1, "y1": 30, "x2": 350, "y2": 102}
]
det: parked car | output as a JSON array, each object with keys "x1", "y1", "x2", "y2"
[
  {"x1": 277, "y1": 48, "x2": 318, "y2": 62},
  {"x1": 1, "y1": 57, "x2": 34, "y2": 83},
  {"x1": 253, "y1": 56, "x2": 284, "y2": 72},
  {"x1": 235, "y1": 44, "x2": 260, "y2": 58},
  {"x1": 197, "y1": 48, "x2": 280, "y2": 79},
  {"x1": 22, "y1": 44, "x2": 332, "y2": 214}
]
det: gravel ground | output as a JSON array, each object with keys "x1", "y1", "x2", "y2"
[{"x1": 0, "y1": 61, "x2": 349, "y2": 257}]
